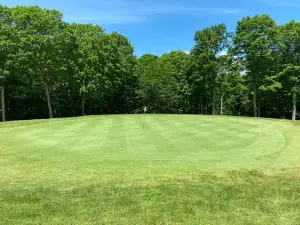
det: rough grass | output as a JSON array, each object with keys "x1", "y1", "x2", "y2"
[{"x1": 1, "y1": 115, "x2": 300, "y2": 224}]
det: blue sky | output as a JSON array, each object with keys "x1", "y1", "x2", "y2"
[{"x1": 1, "y1": 0, "x2": 300, "y2": 56}]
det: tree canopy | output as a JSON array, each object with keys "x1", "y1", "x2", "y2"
[{"x1": 1, "y1": 5, "x2": 300, "y2": 121}]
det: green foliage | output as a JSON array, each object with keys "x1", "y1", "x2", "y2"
[
  {"x1": 191, "y1": 24, "x2": 230, "y2": 114},
  {"x1": 137, "y1": 52, "x2": 191, "y2": 113},
  {"x1": 66, "y1": 24, "x2": 105, "y2": 99},
  {"x1": 12, "y1": 6, "x2": 65, "y2": 74},
  {"x1": 233, "y1": 15, "x2": 281, "y2": 117},
  {"x1": 160, "y1": 51, "x2": 191, "y2": 112},
  {"x1": 137, "y1": 54, "x2": 177, "y2": 112},
  {"x1": 278, "y1": 21, "x2": 300, "y2": 94},
  {"x1": 216, "y1": 55, "x2": 249, "y2": 115},
  {"x1": 0, "y1": 6, "x2": 300, "y2": 120},
  {"x1": 0, "y1": 6, "x2": 17, "y2": 83}
]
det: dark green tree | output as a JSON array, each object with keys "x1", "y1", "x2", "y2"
[
  {"x1": 278, "y1": 21, "x2": 300, "y2": 120},
  {"x1": 191, "y1": 24, "x2": 230, "y2": 115},
  {"x1": 233, "y1": 15, "x2": 280, "y2": 117},
  {"x1": 12, "y1": 6, "x2": 65, "y2": 118}
]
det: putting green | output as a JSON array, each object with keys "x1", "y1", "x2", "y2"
[
  {"x1": 1, "y1": 115, "x2": 300, "y2": 171},
  {"x1": 2, "y1": 115, "x2": 300, "y2": 224}
]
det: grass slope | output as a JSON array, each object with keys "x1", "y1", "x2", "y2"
[{"x1": 1, "y1": 115, "x2": 300, "y2": 224}]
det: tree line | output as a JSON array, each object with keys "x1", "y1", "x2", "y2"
[{"x1": 1, "y1": 5, "x2": 300, "y2": 121}]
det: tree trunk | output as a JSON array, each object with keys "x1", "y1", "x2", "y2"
[
  {"x1": 110, "y1": 90, "x2": 114, "y2": 113},
  {"x1": 43, "y1": 75, "x2": 53, "y2": 119},
  {"x1": 253, "y1": 84, "x2": 257, "y2": 117},
  {"x1": 185, "y1": 95, "x2": 188, "y2": 113},
  {"x1": 1, "y1": 85, "x2": 6, "y2": 122},
  {"x1": 200, "y1": 96, "x2": 203, "y2": 114},
  {"x1": 220, "y1": 93, "x2": 224, "y2": 115},
  {"x1": 81, "y1": 96, "x2": 85, "y2": 116},
  {"x1": 292, "y1": 92, "x2": 297, "y2": 121},
  {"x1": 257, "y1": 96, "x2": 261, "y2": 117},
  {"x1": 212, "y1": 88, "x2": 216, "y2": 115}
]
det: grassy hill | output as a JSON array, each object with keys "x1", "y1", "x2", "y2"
[{"x1": 1, "y1": 115, "x2": 300, "y2": 224}]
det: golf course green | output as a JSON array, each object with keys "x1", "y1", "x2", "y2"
[{"x1": 1, "y1": 115, "x2": 300, "y2": 224}]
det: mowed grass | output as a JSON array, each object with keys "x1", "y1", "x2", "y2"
[{"x1": 1, "y1": 115, "x2": 300, "y2": 224}]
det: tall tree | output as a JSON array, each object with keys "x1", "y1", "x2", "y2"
[
  {"x1": 216, "y1": 55, "x2": 230, "y2": 115},
  {"x1": 12, "y1": 6, "x2": 65, "y2": 118},
  {"x1": 278, "y1": 21, "x2": 300, "y2": 120},
  {"x1": 0, "y1": 6, "x2": 17, "y2": 122},
  {"x1": 233, "y1": 15, "x2": 280, "y2": 117},
  {"x1": 191, "y1": 24, "x2": 229, "y2": 115},
  {"x1": 137, "y1": 54, "x2": 161, "y2": 112},
  {"x1": 159, "y1": 51, "x2": 191, "y2": 113},
  {"x1": 66, "y1": 23, "x2": 104, "y2": 116},
  {"x1": 137, "y1": 54, "x2": 180, "y2": 113},
  {"x1": 216, "y1": 55, "x2": 249, "y2": 115},
  {"x1": 105, "y1": 32, "x2": 137, "y2": 113}
]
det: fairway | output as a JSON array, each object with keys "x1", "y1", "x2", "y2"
[{"x1": 1, "y1": 115, "x2": 300, "y2": 224}]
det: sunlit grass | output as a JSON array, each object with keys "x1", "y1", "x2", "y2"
[{"x1": 1, "y1": 115, "x2": 300, "y2": 224}]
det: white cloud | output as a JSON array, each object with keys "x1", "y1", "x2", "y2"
[
  {"x1": 276, "y1": 2, "x2": 300, "y2": 8},
  {"x1": 184, "y1": 50, "x2": 190, "y2": 54},
  {"x1": 258, "y1": 0, "x2": 300, "y2": 8},
  {"x1": 64, "y1": 14, "x2": 146, "y2": 25},
  {"x1": 64, "y1": 1, "x2": 243, "y2": 25},
  {"x1": 140, "y1": 6, "x2": 242, "y2": 15},
  {"x1": 2, "y1": 0, "x2": 243, "y2": 25}
]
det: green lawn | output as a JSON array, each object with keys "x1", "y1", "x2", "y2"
[{"x1": 1, "y1": 115, "x2": 300, "y2": 224}]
